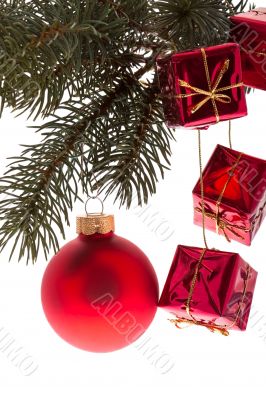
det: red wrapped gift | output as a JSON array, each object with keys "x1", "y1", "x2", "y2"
[
  {"x1": 159, "y1": 245, "x2": 257, "y2": 334},
  {"x1": 231, "y1": 8, "x2": 266, "y2": 90},
  {"x1": 193, "y1": 145, "x2": 266, "y2": 246},
  {"x1": 156, "y1": 43, "x2": 247, "y2": 129}
]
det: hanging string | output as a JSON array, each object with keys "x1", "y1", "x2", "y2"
[
  {"x1": 198, "y1": 119, "x2": 233, "y2": 248},
  {"x1": 228, "y1": 120, "x2": 232, "y2": 149},
  {"x1": 78, "y1": 143, "x2": 104, "y2": 215},
  {"x1": 198, "y1": 130, "x2": 209, "y2": 249},
  {"x1": 80, "y1": 143, "x2": 85, "y2": 180}
]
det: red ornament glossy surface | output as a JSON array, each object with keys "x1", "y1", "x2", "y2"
[
  {"x1": 231, "y1": 8, "x2": 266, "y2": 90},
  {"x1": 41, "y1": 232, "x2": 159, "y2": 353},
  {"x1": 159, "y1": 245, "x2": 257, "y2": 331},
  {"x1": 193, "y1": 145, "x2": 266, "y2": 246},
  {"x1": 156, "y1": 43, "x2": 247, "y2": 129}
]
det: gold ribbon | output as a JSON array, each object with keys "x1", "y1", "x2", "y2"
[
  {"x1": 169, "y1": 249, "x2": 251, "y2": 336},
  {"x1": 176, "y1": 48, "x2": 243, "y2": 123},
  {"x1": 253, "y1": 51, "x2": 266, "y2": 57},
  {"x1": 215, "y1": 153, "x2": 243, "y2": 227},
  {"x1": 194, "y1": 205, "x2": 249, "y2": 242},
  {"x1": 247, "y1": 50, "x2": 266, "y2": 57},
  {"x1": 195, "y1": 152, "x2": 252, "y2": 242}
]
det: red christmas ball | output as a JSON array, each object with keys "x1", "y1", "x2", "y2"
[{"x1": 41, "y1": 214, "x2": 158, "y2": 353}]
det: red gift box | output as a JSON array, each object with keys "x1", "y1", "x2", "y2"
[
  {"x1": 156, "y1": 43, "x2": 247, "y2": 129},
  {"x1": 192, "y1": 145, "x2": 266, "y2": 246},
  {"x1": 159, "y1": 245, "x2": 257, "y2": 333},
  {"x1": 231, "y1": 8, "x2": 266, "y2": 90}
]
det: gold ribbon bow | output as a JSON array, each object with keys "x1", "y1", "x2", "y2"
[
  {"x1": 194, "y1": 204, "x2": 250, "y2": 242},
  {"x1": 176, "y1": 48, "x2": 243, "y2": 123},
  {"x1": 169, "y1": 249, "x2": 251, "y2": 336}
]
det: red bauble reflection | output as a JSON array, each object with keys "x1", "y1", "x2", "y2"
[{"x1": 41, "y1": 232, "x2": 158, "y2": 353}]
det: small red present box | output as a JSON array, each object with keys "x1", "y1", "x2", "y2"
[
  {"x1": 192, "y1": 145, "x2": 266, "y2": 246},
  {"x1": 156, "y1": 43, "x2": 247, "y2": 129},
  {"x1": 231, "y1": 8, "x2": 266, "y2": 90},
  {"x1": 159, "y1": 245, "x2": 257, "y2": 333}
]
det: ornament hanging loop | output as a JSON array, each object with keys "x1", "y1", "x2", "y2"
[
  {"x1": 84, "y1": 169, "x2": 104, "y2": 215},
  {"x1": 78, "y1": 169, "x2": 114, "y2": 235},
  {"x1": 85, "y1": 195, "x2": 104, "y2": 216}
]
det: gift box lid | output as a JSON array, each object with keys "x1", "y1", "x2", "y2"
[
  {"x1": 192, "y1": 144, "x2": 266, "y2": 216},
  {"x1": 164, "y1": 42, "x2": 240, "y2": 63},
  {"x1": 231, "y1": 8, "x2": 266, "y2": 24}
]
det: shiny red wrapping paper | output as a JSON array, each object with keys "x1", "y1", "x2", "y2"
[
  {"x1": 231, "y1": 8, "x2": 266, "y2": 90},
  {"x1": 193, "y1": 145, "x2": 266, "y2": 246},
  {"x1": 159, "y1": 245, "x2": 257, "y2": 331},
  {"x1": 156, "y1": 43, "x2": 247, "y2": 129}
]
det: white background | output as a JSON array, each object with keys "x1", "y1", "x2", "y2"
[{"x1": 0, "y1": 3, "x2": 266, "y2": 399}]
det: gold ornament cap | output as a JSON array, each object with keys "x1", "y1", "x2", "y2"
[{"x1": 76, "y1": 214, "x2": 115, "y2": 235}]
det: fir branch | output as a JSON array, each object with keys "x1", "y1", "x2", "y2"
[
  {"x1": 148, "y1": 0, "x2": 248, "y2": 50},
  {"x1": 0, "y1": 58, "x2": 160, "y2": 262},
  {"x1": 0, "y1": 0, "x2": 152, "y2": 118},
  {"x1": 98, "y1": 0, "x2": 147, "y2": 31},
  {"x1": 92, "y1": 77, "x2": 173, "y2": 207},
  {"x1": 0, "y1": 0, "x2": 250, "y2": 262},
  {"x1": 225, "y1": 0, "x2": 249, "y2": 14}
]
